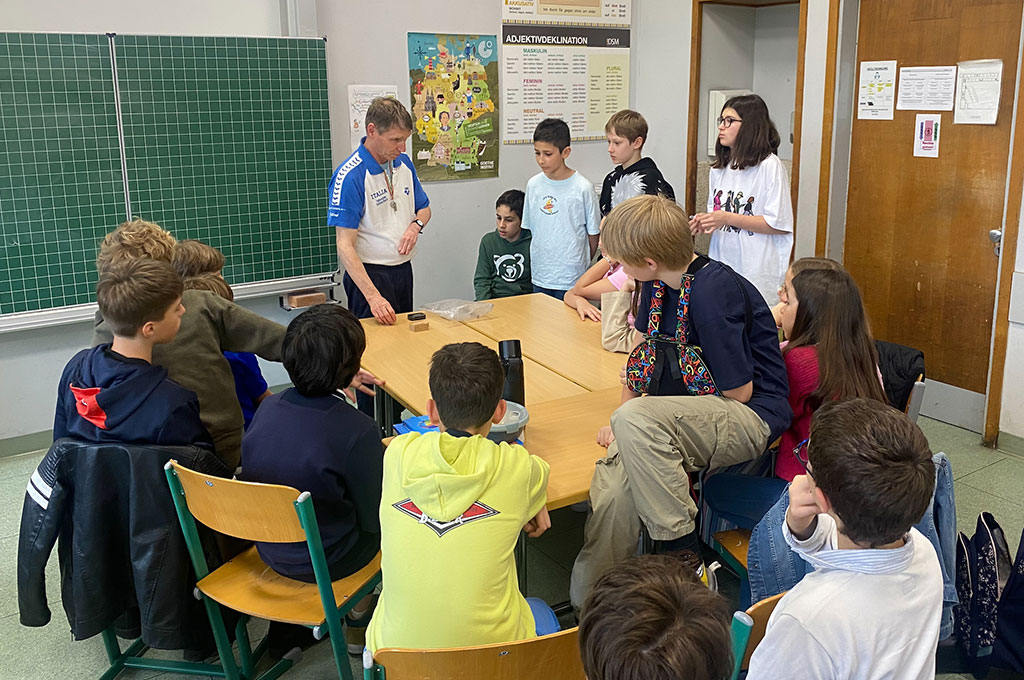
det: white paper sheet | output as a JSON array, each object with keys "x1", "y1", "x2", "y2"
[
  {"x1": 954, "y1": 59, "x2": 1002, "y2": 125},
  {"x1": 858, "y1": 60, "x2": 897, "y2": 120},
  {"x1": 913, "y1": 114, "x2": 941, "y2": 158},
  {"x1": 897, "y1": 66, "x2": 956, "y2": 111},
  {"x1": 347, "y1": 84, "x2": 399, "y2": 151}
]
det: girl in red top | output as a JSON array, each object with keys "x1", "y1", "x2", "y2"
[
  {"x1": 774, "y1": 263, "x2": 887, "y2": 481},
  {"x1": 704, "y1": 258, "x2": 887, "y2": 529}
]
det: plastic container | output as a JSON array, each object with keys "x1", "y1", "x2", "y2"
[{"x1": 487, "y1": 401, "x2": 529, "y2": 444}]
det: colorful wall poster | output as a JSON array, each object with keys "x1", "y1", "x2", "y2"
[
  {"x1": 503, "y1": 0, "x2": 631, "y2": 27},
  {"x1": 407, "y1": 32, "x2": 499, "y2": 181},
  {"x1": 501, "y1": 24, "x2": 630, "y2": 143},
  {"x1": 913, "y1": 114, "x2": 941, "y2": 158},
  {"x1": 347, "y1": 84, "x2": 398, "y2": 152}
]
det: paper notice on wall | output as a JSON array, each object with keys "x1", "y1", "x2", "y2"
[
  {"x1": 896, "y1": 66, "x2": 956, "y2": 111},
  {"x1": 502, "y1": 24, "x2": 629, "y2": 143},
  {"x1": 913, "y1": 114, "x2": 941, "y2": 158},
  {"x1": 955, "y1": 59, "x2": 1002, "y2": 125},
  {"x1": 858, "y1": 60, "x2": 897, "y2": 120},
  {"x1": 503, "y1": 0, "x2": 630, "y2": 27},
  {"x1": 348, "y1": 85, "x2": 399, "y2": 151}
]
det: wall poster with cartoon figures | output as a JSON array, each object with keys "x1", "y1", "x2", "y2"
[{"x1": 407, "y1": 32, "x2": 500, "y2": 181}]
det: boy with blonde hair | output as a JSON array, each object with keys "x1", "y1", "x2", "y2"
[
  {"x1": 523, "y1": 118, "x2": 600, "y2": 300},
  {"x1": 92, "y1": 220, "x2": 287, "y2": 467},
  {"x1": 570, "y1": 195, "x2": 790, "y2": 609},
  {"x1": 55, "y1": 259, "x2": 211, "y2": 448},
  {"x1": 600, "y1": 110, "x2": 675, "y2": 217}
]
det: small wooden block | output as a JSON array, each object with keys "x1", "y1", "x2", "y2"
[
  {"x1": 285, "y1": 290, "x2": 327, "y2": 308},
  {"x1": 410, "y1": 320, "x2": 429, "y2": 332}
]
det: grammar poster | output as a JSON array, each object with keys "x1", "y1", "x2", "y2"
[
  {"x1": 501, "y1": 1, "x2": 631, "y2": 144},
  {"x1": 407, "y1": 32, "x2": 500, "y2": 181}
]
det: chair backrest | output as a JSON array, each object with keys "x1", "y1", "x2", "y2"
[
  {"x1": 369, "y1": 627, "x2": 585, "y2": 680},
  {"x1": 906, "y1": 378, "x2": 926, "y2": 423},
  {"x1": 729, "y1": 611, "x2": 753, "y2": 680},
  {"x1": 167, "y1": 460, "x2": 307, "y2": 543},
  {"x1": 741, "y1": 592, "x2": 786, "y2": 669}
]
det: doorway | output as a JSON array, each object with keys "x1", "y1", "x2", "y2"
[{"x1": 685, "y1": 0, "x2": 805, "y2": 254}]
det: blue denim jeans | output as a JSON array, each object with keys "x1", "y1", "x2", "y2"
[
  {"x1": 533, "y1": 285, "x2": 567, "y2": 301},
  {"x1": 702, "y1": 474, "x2": 789, "y2": 529},
  {"x1": 747, "y1": 453, "x2": 958, "y2": 640}
]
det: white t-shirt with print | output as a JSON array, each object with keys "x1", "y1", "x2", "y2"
[
  {"x1": 523, "y1": 171, "x2": 601, "y2": 290},
  {"x1": 707, "y1": 153, "x2": 794, "y2": 304}
]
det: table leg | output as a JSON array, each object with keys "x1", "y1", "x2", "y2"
[
  {"x1": 516, "y1": 531, "x2": 528, "y2": 595},
  {"x1": 382, "y1": 392, "x2": 398, "y2": 436},
  {"x1": 373, "y1": 389, "x2": 387, "y2": 437}
]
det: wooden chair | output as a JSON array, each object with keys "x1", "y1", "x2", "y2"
[
  {"x1": 740, "y1": 592, "x2": 785, "y2": 670},
  {"x1": 165, "y1": 460, "x2": 382, "y2": 680},
  {"x1": 362, "y1": 628, "x2": 585, "y2": 680},
  {"x1": 713, "y1": 527, "x2": 752, "y2": 601}
]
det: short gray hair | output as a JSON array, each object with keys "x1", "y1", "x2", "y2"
[{"x1": 365, "y1": 97, "x2": 413, "y2": 134}]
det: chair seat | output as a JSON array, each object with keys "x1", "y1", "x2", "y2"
[
  {"x1": 713, "y1": 529, "x2": 751, "y2": 572},
  {"x1": 197, "y1": 546, "x2": 381, "y2": 626}
]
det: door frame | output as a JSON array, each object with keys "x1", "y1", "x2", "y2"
[
  {"x1": 810, "y1": 0, "x2": 1024, "y2": 446},
  {"x1": 684, "y1": 0, "x2": 809, "y2": 225}
]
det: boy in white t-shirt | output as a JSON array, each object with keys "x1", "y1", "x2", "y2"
[
  {"x1": 523, "y1": 118, "x2": 601, "y2": 301},
  {"x1": 747, "y1": 398, "x2": 942, "y2": 680}
]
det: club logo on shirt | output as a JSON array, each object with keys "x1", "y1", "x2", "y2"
[
  {"x1": 494, "y1": 253, "x2": 525, "y2": 282},
  {"x1": 370, "y1": 187, "x2": 389, "y2": 206},
  {"x1": 393, "y1": 498, "x2": 499, "y2": 537},
  {"x1": 541, "y1": 196, "x2": 558, "y2": 215},
  {"x1": 404, "y1": 186, "x2": 411, "y2": 195}
]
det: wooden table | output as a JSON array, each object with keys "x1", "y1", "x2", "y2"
[
  {"x1": 359, "y1": 312, "x2": 587, "y2": 417},
  {"x1": 524, "y1": 388, "x2": 621, "y2": 510},
  {"x1": 463, "y1": 294, "x2": 626, "y2": 392}
]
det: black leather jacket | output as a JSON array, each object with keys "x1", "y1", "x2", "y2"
[{"x1": 18, "y1": 438, "x2": 231, "y2": 649}]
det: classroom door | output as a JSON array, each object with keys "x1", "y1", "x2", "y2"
[{"x1": 843, "y1": 0, "x2": 1021, "y2": 427}]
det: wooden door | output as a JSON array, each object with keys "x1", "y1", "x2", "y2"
[{"x1": 844, "y1": 0, "x2": 1021, "y2": 395}]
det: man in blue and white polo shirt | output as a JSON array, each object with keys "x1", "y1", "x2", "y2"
[{"x1": 329, "y1": 97, "x2": 431, "y2": 325}]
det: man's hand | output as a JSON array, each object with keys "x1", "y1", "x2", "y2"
[
  {"x1": 523, "y1": 506, "x2": 551, "y2": 538},
  {"x1": 397, "y1": 223, "x2": 420, "y2": 256},
  {"x1": 576, "y1": 299, "x2": 602, "y2": 322},
  {"x1": 343, "y1": 368, "x2": 385, "y2": 402},
  {"x1": 786, "y1": 474, "x2": 823, "y2": 540},
  {"x1": 596, "y1": 424, "x2": 615, "y2": 448},
  {"x1": 369, "y1": 294, "x2": 397, "y2": 325}
]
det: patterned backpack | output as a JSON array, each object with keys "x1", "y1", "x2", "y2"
[{"x1": 954, "y1": 512, "x2": 1024, "y2": 676}]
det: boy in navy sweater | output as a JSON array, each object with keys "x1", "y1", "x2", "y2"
[
  {"x1": 54, "y1": 259, "x2": 212, "y2": 449},
  {"x1": 240, "y1": 303, "x2": 382, "y2": 653}
]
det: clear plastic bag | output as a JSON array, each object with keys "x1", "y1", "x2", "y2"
[{"x1": 418, "y1": 299, "x2": 493, "y2": 321}]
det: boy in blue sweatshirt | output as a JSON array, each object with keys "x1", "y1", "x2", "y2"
[{"x1": 54, "y1": 259, "x2": 212, "y2": 449}]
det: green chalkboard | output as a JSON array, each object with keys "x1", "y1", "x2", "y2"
[
  {"x1": 0, "y1": 33, "x2": 126, "y2": 315},
  {"x1": 0, "y1": 33, "x2": 335, "y2": 317},
  {"x1": 116, "y1": 35, "x2": 334, "y2": 286}
]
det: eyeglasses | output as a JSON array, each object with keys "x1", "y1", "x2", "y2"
[
  {"x1": 794, "y1": 438, "x2": 811, "y2": 474},
  {"x1": 717, "y1": 116, "x2": 742, "y2": 128}
]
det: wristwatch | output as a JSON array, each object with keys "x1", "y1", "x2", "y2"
[{"x1": 412, "y1": 218, "x2": 425, "y2": 233}]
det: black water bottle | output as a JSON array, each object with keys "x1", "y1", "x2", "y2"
[{"x1": 499, "y1": 339, "x2": 525, "y2": 406}]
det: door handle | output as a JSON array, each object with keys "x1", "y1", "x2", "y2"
[{"x1": 989, "y1": 228, "x2": 1002, "y2": 256}]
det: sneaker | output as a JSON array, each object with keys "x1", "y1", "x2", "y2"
[{"x1": 344, "y1": 595, "x2": 377, "y2": 656}]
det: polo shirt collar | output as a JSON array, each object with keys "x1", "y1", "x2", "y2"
[
  {"x1": 801, "y1": 530, "x2": 917, "y2": 575},
  {"x1": 358, "y1": 137, "x2": 399, "y2": 174}
]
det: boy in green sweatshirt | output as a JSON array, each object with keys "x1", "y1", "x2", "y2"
[{"x1": 473, "y1": 190, "x2": 532, "y2": 300}]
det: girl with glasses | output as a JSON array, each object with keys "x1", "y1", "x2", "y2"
[{"x1": 689, "y1": 94, "x2": 793, "y2": 306}]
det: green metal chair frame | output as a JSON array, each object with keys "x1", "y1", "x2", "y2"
[
  {"x1": 165, "y1": 461, "x2": 381, "y2": 680},
  {"x1": 730, "y1": 610, "x2": 754, "y2": 680}
]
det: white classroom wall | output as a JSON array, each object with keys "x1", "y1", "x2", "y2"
[
  {"x1": 753, "y1": 5, "x2": 800, "y2": 161},
  {"x1": 698, "y1": 6, "x2": 756, "y2": 162}
]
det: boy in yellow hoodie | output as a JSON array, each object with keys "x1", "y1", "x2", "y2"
[{"x1": 366, "y1": 342, "x2": 555, "y2": 654}]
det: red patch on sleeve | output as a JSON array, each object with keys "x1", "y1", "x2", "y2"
[{"x1": 69, "y1": 385, "x2": 107, "y2": 430}]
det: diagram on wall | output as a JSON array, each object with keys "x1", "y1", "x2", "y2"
[
  {"x1": 501, "y1": 0, "x2": 631, "y2": 144},
  {"x1": 407, "y1": 32, "x2": 500, "y2": 182}
]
